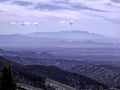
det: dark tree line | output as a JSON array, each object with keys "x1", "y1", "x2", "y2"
[
  {"x1": 0, "y1": 64, "x2": 16, "y2": 90},
  {"x1": 0, "y1": 64, "x2": 55, "y2": 90},
  {"x1": 14, "y1": 71, "x2": 46, "y2": 89}
]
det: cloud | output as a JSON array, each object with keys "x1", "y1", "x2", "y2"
[
  {"x1": 68, "y1": 21, "x2": 74, "y2": 25},
  {"x1": 17, "y1": 0, "x2": 53, "y2": 4},
  {"x1": 10, "y1": 22, "x2": 40, "y2": 26},
  {"x1": 0, "y1": 0, "x2": 120, "y2": 24},
  {"x1": 35, "y1": 3, "x2": 66, "y2": 10},
  {"x1": 0, "y1": 0, "x2": 10, "y2": 3},
  {"x1": 111, "y1": 0, "x2": 120, "y2": 3},
  {"x1": 103, "y1": 18, "x2": 120, "y2": 24},
  {"x1": 70, "y1": 3, "x2": 108, "y2": 12},
  {"x1": 12, "y1": 1, "x2": 33, "y2": 6},
  {"x1": 59, "y1": 20, "x2": 75, "y2": 25},
  {"x1": 34, "y1": 1, "x2": 108, "y2": 13}
]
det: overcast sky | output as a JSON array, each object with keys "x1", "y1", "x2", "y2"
[{"x1": 0, "y1": 0, "x2": 120, "y2": 38}]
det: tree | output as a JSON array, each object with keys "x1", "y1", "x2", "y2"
[
  {"x1": 99, "y1": 86, "x2": 103, "y2": 90},
  {"x1": 0, "y1": 64, "x2": 17, "y2": 90}
]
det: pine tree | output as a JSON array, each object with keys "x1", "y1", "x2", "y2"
[
  {"x1": 0, "y1": 64, "x2": 17, "y2": 90},
  {"x1": 99, "y1": 86, "x2": 103, "y2": 90}
]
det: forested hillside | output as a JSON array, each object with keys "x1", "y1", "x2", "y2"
[{"x1": 0, "y1": 56, "x2": 109, "y2": 90}]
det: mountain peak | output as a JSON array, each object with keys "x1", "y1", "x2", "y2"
[
  {"x1": 59, "y1": 30, "x2": 89, "y2": 33},
  {"x1": 40, "y1": 51, "x2": 53, "y2": 57},
  {"x1": 29, "y1": 30, "x2": 90, "y2": 34}
]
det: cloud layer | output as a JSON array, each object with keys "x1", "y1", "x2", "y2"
[{"x1": 0, "y1": 0, "x2": 120, "y2": 23}]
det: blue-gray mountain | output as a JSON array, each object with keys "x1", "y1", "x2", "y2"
[
  {"x1": 28, "y1": 31, "x2": 113, "y2": 43},
  {"x1": 0, "y1": 31, "x2": 119, "y2": 48}
]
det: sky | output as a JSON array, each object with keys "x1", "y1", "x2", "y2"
[{"x1": 0, "y1": 0, "x2": 120, "y2": 38}]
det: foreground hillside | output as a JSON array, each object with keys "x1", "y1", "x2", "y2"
[
  {"x1": 71, "y1": 64, "x2": 120, "y2": 88},
  {"x1": 4, "y1": 54, "x2": 120, "y2": 88},
  {"x1": 0, "y1": 48, "x2": 120, "y2": 88},
  {"x1": 0, "y1": 56, "x2": 108, "y2": 90},
  {"x1": 0, "y1": 48, "x2": 120, "y2": 87},
  {"x1": 18, "y1": 83, "x2": 43, "y2": 90},
  {"x1": 24, "y1": 65, "x2": 108, "y2": 89}
]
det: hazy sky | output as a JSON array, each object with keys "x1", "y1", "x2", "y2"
[{"x1": 0, "y1": 0, "x2": 120, "y2": 38}]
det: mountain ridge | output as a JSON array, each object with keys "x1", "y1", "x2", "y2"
[{"x1": 0, "y1": 30, "x2": 119, "y2": 48}]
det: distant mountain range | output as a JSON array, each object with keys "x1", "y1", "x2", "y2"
[
  {"x1": 0, "y1": 31, "x2": 118, "y2": 47},
  {"x1": 28, "y1": 31, "x2": 113, "y2": 42}
]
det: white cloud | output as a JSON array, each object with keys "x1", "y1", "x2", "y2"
[
  {"x1": 59, "y1": 20, "x2": 75, "y2": 25},
  {"x1": 10, "y1": 21, "x2": 40, "y2": 26}
]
